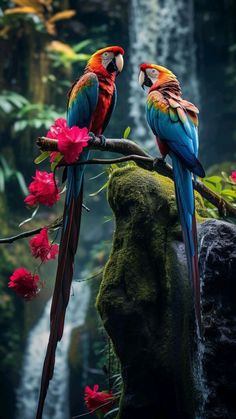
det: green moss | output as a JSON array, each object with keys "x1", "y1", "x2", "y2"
[{"x1": 96, "y1": 166, "x2": 197, "y2": 418}]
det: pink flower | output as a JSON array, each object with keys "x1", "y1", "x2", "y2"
[
  {"x1": 57, "y1": 126, "x2": 89, "y2": 163},
  {"x1": 230, "y1": 171, "x2": 236, "y2": 183},
  {"x1": 46, "y1": 118, "x2": 67, "y2": 138},
  {"x1": 24, "y1": 170, "x2": 60, "y2": 207},
  {"x1": 29, "y1": 228, "x2": 59, "y2": 263},
  {"x1": 47, "y1": 118, "x2": 67, "y2": 162},
  {"x1": 8, "y1": 268, "x2": 40, "y2": 301},
  {"x1": 46, "y1": 118, "x2": 89, "y2": 164},
  {"x1": 84, "y1": 384, "x2": 114, "y2": 415}
]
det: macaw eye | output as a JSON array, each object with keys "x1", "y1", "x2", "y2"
[
  {"x1": 146, "y1": 68, "x2": 159, "y2": 78},
  {"x1": 102, "y1": 52, "x2": 110, "y2": 58}
]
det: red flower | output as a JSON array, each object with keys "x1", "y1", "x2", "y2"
[
  {"x1": 29, "y1": 228, "x2": 59, "y2": 263},
  {"x1": 84, "y1": 384, "x2": 114, "y2": 415},
  {"x1": 57, "y1": 126, "x2": 89, "y2": 163},
  {"x1": 47, "y1": 118, "x2": 67, "y2": 162},
  {"x1": 8, "y1": 268, "x2": 40, "y2": 301},
  {"x1": 47, "y1": 118, "x2": 67, "y2": 138},
  {"x1": 47, "y1": 118, "x2": 89, "y2": 163},
  {"x1": 24, "y1": 170, "x2": 60, "y2": 207},
  {"x1": 230, "y1": 171, "x2": 236, "y2": 183}
]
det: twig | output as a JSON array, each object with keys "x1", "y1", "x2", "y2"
[
  {"x1": 37, "y1": 136, "x2": 236, "y2": 219},
  {"x1": 0, "y1": 217, "x2": 62, "y2": 244}
]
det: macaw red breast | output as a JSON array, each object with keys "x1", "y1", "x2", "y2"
[{"x1": 90, "y1": 78, "x2": 115, "y2": 135}]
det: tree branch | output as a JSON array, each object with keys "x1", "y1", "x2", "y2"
[
  {"x1": 0, "y1": 217, "x2": 62, "y2": 244},
  {"x1": 37, "y1": 136, "x2": 236, "y2": 219}
]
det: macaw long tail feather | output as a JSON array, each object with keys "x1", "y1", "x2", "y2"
[
  {"x1": 171, "y1": 153, "x2": 201, "y2": 331},
  {"x1": 36, "y1": 156, "x2": 87, "y2": 419}
]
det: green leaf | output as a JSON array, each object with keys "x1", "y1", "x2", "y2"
[
  {"x1": 73, "y1": 39, "x2": 91, "y2": 52},
  {"x1": 123, "y1": 126, "x2": 131, "y2": 139},
  {"x1": 34, "y1": 151, "x2": 50, "y2": 164},
  {"x1": 51, "y1": 153, "x2": 63, "y2": 172},
  {"x1": 221, "y1": 189, "x2": 236, "y2": 198},
  {"x1": 204, "y1": 175, "x2": 222, "y2": 183},
  {"x1": 89, "y1": 171, "x2": 105, "y2": 181},
  {"x1": 13, "y1": 120, "x2": 28, "y2": 132},
  {"x1": 19, "y1": 205, "x2": 39, "y2": 227},
  {"x1": 89, "y1": 181, "x2": 108, "y2": 197},
  {"x1": 0, "y1": 156, "x2": 12, "y2": 178}
]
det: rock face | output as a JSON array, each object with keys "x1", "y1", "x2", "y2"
[
  {"x1": 198, "y1": 220, "x2": 236, "y2": 419},
  {"x1": 96, "y1": 166, "x2": 197, "y2": 419}
]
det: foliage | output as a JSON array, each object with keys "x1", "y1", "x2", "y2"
[
  {"x1": 47, "y1": 39, "x2": 91, "y2": 69},
  {"x1": 0, "y1": 91, "x2": 29, "y2": 116},
  {"x1": 202, "y1": 172, "x2": 236, "y2": 218},
  {"x1": 3, "y1": 0, "x2": 76, "y2": 35},
  {"x1": 14, "y1": 103, "x2": 63, "y2": 132},
  {"x1": 0, "y1": 156, "x2": 28, "y2": 196}
]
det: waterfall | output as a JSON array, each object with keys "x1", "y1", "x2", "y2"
[
  {"x1": 129, "y1": 0, "x2": 199, "y2": 147},
  {"x1": 16, "y1": 282, "x2": 90, "y2": 419}
]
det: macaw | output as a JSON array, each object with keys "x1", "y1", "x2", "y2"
[
  {"x1": 36, "y1": 46, "x2": 124, "y2": 419},
  {"x1": 139, "y1": 63, "x2": 205, "y2": 331}
]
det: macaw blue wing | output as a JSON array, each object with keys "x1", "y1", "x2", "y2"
[
  {"x1": 147, "y1": 98, "x2": 204, "y2": 177},
  {"x1": 67, "y1": 72, "x2": 99, "y2": 129},
  {"x1": 146, "y1": 94, "x2": 202, "y2": 331}
]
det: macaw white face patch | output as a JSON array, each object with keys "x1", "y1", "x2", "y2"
[
  {"x1": 102, "y1": 51, "x2": 115, "y2": 69},
  {"x1": 146, "y1": 68, "x2": 159, "y2": 84}
]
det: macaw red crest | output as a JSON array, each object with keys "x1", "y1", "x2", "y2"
[{"x1": 86, "y1": 45, "x2": 124, "y2": 77}]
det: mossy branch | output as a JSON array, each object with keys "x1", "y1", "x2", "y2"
[{"x1": 37, "y1": 136, "x2": 236, "y2": 219}]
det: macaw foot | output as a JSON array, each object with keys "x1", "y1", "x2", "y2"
[
  {"x1": 88, "y1": 133, "x2": 106, "y2": 147},
  {"x1": 98, "y1": 134, "x2": 106, "y2": 147},
  {"x1": 153, "y1": 156, "x2": 165, "y2": 169},
  {"x1": 89, "y1": 131, "x2": 97, "y2": 144}
]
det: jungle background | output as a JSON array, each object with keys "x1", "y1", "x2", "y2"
[{"x1": 0, "y1": 0, "x2": 236, "y2": 418}]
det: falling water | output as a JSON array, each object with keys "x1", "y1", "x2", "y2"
[
  {"x1": 129, "y1": 0, "x2": 200, "y2": 147},
  {"x1": 16, "y1": 282, "x2": 90, "y2": 419}
]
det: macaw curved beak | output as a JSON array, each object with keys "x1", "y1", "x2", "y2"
[
  {"x1": 139, "y1": 71, "x2": 145, "y2": 89},
  {"x1": 107, "y1": 53, "x2": 124, "y2": 74},
  {"x1": 115, "y1": 53, "x2": 124, "y2": 73}
]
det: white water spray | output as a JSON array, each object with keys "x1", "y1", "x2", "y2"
[
  {"x1": 16, "y1": 282, "x2": 90, "y2": 419},
  {"x1": 129, "y1": 0, "x2": 199, "y2": 146}
]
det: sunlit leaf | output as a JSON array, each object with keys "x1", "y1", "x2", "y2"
[
  {"x1": 123, "y1": 126, "x2": 131, "y2": 139},
  {"x1": 205, "y1": 175, "x2": 222, "y2": 183},
  {"x1": 5, "y1": 7, "x2": 40, "y2": 15},
  {"x1": 221, "y1": 189, "x2": 236, "y2": 198},
  {"x1": 47, "y1": 9, "x2": 76, "y2": 23},
  {"x1": 47, "y1": 40, "x2": 76, "y2": 57},
  {"x1": 202, "y1": 180, "x2": 219, "y2": 193},
  {"x1": 34, "y1": 151, "x2": 50, "y2": 164},
  {"x1": 11, "y1": 0, "x2": 43, "y2": 12}
]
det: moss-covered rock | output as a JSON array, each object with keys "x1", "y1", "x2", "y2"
[{"x1": 96, "y1": 166, "x2": 197, "y2": 419}]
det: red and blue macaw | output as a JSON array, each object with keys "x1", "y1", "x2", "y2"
[
  {"x1": 36, "y1": 46, "x2": 124, "y2": 419},
  {"x1": 139, "y1": 63, "x2": 205, "y2": 331}
]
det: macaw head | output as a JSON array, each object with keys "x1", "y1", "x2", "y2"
[
  {"x1": 139, "y1": 63, "x2": 178, "y2": 90},
  {"x1": 86, "y1": 46, "x2": 124, "y2": 78}
]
